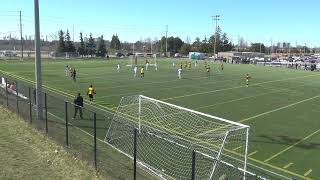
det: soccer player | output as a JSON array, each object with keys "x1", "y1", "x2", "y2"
[
  {"x1": 65, "y1": 65, "x2": 69, "y2": 76},
  {"x1": 69, "y1": 67, "x2": 73, "y2": 77},
  {"x1": 146, "y1": 60, "x2": 149, "y2": 70},
  {"x1": 155, "y1": 63, "x2": 158, "y2": 71},
  {"x1": 206, "y1": 64, "x2": 211, "y2": 77},
  {"x1": 188, "y1": 62, "x2": 192, "y2": 70},
  {"x1": 221, "y1": 63, "x2": 224, "y2": 71},
  {"x1": 140, "y1": 66, "x2": 145, "y2": 78},
  {"x1": 245, "y1": 73, "x2": 251, "y2": 87},
  {"x1": 72, "y1": 68, "x2": 77, "y2": 82},
  {"x1": 178, "y1": 67, "x2": 183, "y2": 79},
  {"x1": 184, "y1": 61, "x2": 188, "y2": 68},
  {"x1": 195, "y1": 60, "x2": 198, "y2": 68},
  {"x1": 87, "y1": 84, "x2": 96, "y2": 103},
  {"x1": 117, "y1": 64, "x2": 120, "y2": 73},
  {"x1": 172, "y1": 61, "x2": 176, "y2": 68},
  {"x1": 133, "y1": 66, "x2": 138, "y2": 77}
]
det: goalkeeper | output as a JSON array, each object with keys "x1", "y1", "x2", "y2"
[{"x1": 87, "y1": 84, "x2": 96, "y2": 103}]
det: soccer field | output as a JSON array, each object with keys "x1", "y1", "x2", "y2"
[{"x1": 1, "y1": 58, "x2": 319, "y2": 179}]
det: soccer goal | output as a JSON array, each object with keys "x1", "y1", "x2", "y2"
[
  {"x1": 127, "y1": 54, "x2": 157, "y2": 70},
  {"x1": 105, "y1": 95, "x2": 250, "y2": 179}
]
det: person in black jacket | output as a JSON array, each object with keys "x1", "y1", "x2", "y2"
[
  {"x1": 72, "y1": 68, "x2": 77, "y2": 82},
  {"x1": 73, "y1": 93, "x2": 83, "y2": 119}
]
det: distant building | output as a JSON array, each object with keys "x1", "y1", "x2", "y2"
[
  {"x1": 189, "y1": 52, "x2": 205, "y2": 60},
  {"x1": 277, "y1": 42, "x2": 290, "y2": 49}
]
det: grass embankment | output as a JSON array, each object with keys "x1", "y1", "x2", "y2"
[{"x1": 0, "y1": 106, "x2": 102, "y2": 180}]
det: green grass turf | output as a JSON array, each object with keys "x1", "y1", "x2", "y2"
[
  {"x1": 0, "y1": 105, "x2": 103, "y2": 179},
  {"x1": 0, "y1": 58, "x2": 320, "y2": 179}
]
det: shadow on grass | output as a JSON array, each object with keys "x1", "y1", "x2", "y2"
[{"x1": 255, "y1": 134, "x2": 320, "y2": 150}]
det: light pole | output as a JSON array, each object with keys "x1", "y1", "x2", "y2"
[
  {"x1": 212, "y1": 15, "x2": 220, "y2": 58},
  {"x1": 34, "y1": 0, "x2": 43, "y2": 120}
]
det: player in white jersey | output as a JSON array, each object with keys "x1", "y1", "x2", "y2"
[
  {"x1": 117, "y1": 64, "x2": 120, "y2": 73},
  {"x1": 178, "y1": 67, "x2": 183, "y2": 79},
  {"x1": 65, "y1": 65, "x2": 69, "y2": 76},
  {"x1": 133, "y1": 66, "x2": 138, "y2": 77}
]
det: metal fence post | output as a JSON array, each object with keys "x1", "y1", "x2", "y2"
[
  {"x1": 5, "y1": 77, "x2": 8, "y2": 107},
  {"x1": 45, "y1": 93, "x2": 48, "y2": 134},
  {"x1": 191, "y1": 150, "x2": 196, "y2": 180},
  {"x1": 16, "y1": 81, "x2": 19, "y2": 115},
  {"x1": 28, "y1": 87, "x2": 32, "y2": 123},
  {"x1": 93, "y1": 113, "x2": 97, "y2": 170},
  {"x1": 133, "y1": 128, "x2": 137, "y2": 180},
  {"x1": 65, "y1": 102, "x2": 69, "y2": 146}
]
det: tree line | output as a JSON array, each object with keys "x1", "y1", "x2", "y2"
[
  {"x1": 57, "y1": 27, "x2": 308, "y2": 57},
  {"x1": 57, "y1": 30, "x2": 108, "y2": 57}
]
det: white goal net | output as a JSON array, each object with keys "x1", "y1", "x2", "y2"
[
  {"x1": 105, "y1": 95, "x2": 250, "y2": 179},
  {"x1": 127, "y1": 54, "x2": 157, "y2": 70}
]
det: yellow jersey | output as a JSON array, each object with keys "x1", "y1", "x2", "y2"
[
  {"x1": 141, "y1": 68, "x2": 144, "y2": 74},
  {"x1": 88, "y1": 87, "x2": 94, "y2": 95}
]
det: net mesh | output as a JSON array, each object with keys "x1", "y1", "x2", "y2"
[
  {"x1": 105, "y1": 95, "x2": 249, "y2": 179},
  {"x1": 127, "y1": 55, "x2": 157, "y2": 69}
]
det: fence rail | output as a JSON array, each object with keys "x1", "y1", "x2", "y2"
[{"x1": 0, "y1": 73, "x2": 292, "y2": 180}]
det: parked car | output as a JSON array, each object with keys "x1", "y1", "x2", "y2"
[
  {"x1": 115, "y1": 52, "x2": 125, "y2": 57},
  {"x1": 127, "y1": 53, "x2": 134, "y2": 56},
  {"x1": 174, "y1": 53, "x2": 181, "y2": 58}
]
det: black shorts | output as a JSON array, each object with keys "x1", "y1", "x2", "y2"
[{"x1": 89, "y1": 94, "x2": 93, "y2": 99}]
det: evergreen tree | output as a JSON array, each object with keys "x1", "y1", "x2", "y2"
[
  {"x1": 78, "y1": 32, "x2": 86, "y2": 57},
  {"x1": 221, "y1": 33, "x2": 233, "y2": 52},
  {"x1": 180, "y1": 43, "x2": 191, "y2": 55},
  {"x1": 110, "y1": 34, "x2": 121, "y2": 50},
  {"x1": 65, "y1": 30, "x2": 75, "y2": 52},
  {"x1": 57, "y1": 30, "x2": 65, "y2": 53},
  {"x1": 97, "y1": 35, "x2": 107, "y2": 57},
  {"x1": 87, "y1": 33, "x2": 96, "y2": 57}
]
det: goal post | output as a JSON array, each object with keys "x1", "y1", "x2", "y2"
[
  {"x1": 127, "y1": 54, "x2": 157, "y2": 70},
  {"x1": 105, "y1": 95, "x2": 250, "y2": 179}
]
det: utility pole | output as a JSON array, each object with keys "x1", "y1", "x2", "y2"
[
  {"x1": 151, "y1": 40, "x2": 153, "y2": 54},
  {"x1": 212, "y1": 15, "x2": 220, "y2": 58},
  {"x1": 34, "y1": 0, "x2": 43, "y2": 120},
  {"x1": 20, "y1": 11, "x2": 23, "y2": 59},
  {"x1": 304, "y1": 43, "x2": 306, "y2": 55},
  {"x1": 165, "y1": 25, "x2": 168, "y2": 56}
]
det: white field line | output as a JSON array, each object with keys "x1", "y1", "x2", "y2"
[{"x1": 162, "y1": 74, "x2": 320, "y2": 101}]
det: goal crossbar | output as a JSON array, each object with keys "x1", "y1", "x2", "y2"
[{"x1": 140, "y1": 95, "x2": 249, "y2": 128}]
